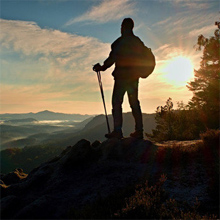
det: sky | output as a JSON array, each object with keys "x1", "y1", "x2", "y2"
[{"x1": 0, "y1": 0, "x2": 218, "y2": 115}]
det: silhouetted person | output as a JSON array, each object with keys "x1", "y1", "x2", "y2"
[{"x1": 93, "y1": 18, "x2": 145, "y2": 139}]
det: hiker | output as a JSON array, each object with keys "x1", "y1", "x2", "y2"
[{"x1": 93, "y1": 18, "x2": 146, "y2": 139}]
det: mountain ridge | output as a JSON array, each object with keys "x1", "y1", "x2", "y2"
[
  {"x1": 0, "y1": 110, "x2": 93, "y2": 121},
  {"x1": 0, "y1": 112, "x2": 156, "y2": 151}
]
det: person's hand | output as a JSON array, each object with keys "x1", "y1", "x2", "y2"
[{"x1": 93, "y1": 63, "x2": 103, "y2": 72}]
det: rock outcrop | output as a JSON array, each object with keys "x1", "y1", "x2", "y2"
[{"x1": 0, "y1": 138, "x2": 154, "y2": 219}]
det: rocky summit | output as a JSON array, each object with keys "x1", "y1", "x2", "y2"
[{"x1": 0, "y1": 138, "x2": 155, "y2": 219}]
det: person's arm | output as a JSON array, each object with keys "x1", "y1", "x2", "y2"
[
  {"x1": 93, "y1": 47, "x2": 115, "y2": 72},
  {"x1": 102, "y1": 48, "x2": 116, "y2": 71},
  {"x1": 94, "y1": 38, "x2": 119, "y2": 72}
]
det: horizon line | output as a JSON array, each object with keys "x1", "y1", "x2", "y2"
[{"x1": 0, "y1": 110, "x2": 155, "y2": 115}]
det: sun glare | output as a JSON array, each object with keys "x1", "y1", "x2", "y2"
[{"x1": 163, "y1": 56, "x2": 194, "y2": 86}]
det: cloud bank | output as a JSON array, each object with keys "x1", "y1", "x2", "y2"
[
  {"x1": 0, "y1": 18, "x2": 111, "y2": 82},
  {"x1": 0, "y1": 18, "x2": 115, "y2": 114},
  {"x1": 0, "y1": 18, "x2": 109, "y2": 63},
  {"x1": 65, "y1": 0, "x2": 136, "y2": 25}
]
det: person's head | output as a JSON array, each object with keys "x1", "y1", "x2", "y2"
[{"x1": 121, "y1": 18, "x2": 134, "y2": 34}]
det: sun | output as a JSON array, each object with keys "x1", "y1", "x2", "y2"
[{"x1": 163, "y1": 56, "x2": 194, "y2": 86}]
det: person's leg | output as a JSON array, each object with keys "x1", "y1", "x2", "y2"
[
  {"x1": 112, "y1": 80, "x2": 126, "y2": 132},
  {"x1": 127, "y1": 79, "x2": 143, "y2": 138},
  {"x1": 105, "y1": 80, "x2": 126, "y2": 138}
]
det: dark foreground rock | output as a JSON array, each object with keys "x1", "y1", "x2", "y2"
[{"x1": 0, "y1": 138, "x2": 155, "y2": 219}]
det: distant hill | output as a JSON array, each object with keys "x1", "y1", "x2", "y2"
[
  {"x1": 36, "y1": 112, "x2": 156, "y2": 148},
  {"x1": 82, "y1": 112, "x2": 156, "y2": 135},
  {"x1": 0, "y1": 110, "x2": 92, "y2": 121},
  {"x1": 0, "y1": 124, "x2": 76, "y2": 150},
  {"x1": 5, "y1": 118, "x2": 38, "y2": 124},
  {"x1": 0, "y1": 112, "x2": 156, "y2": 151},
  {"x1": 0, "y1": 112, "x2": 156, "y2": 172}
]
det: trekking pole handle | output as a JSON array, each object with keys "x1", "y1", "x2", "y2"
[{"x1": 93, "y1": 63, "x2": 102, "y2": 72}]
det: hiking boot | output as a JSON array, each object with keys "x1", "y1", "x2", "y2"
[
  {"x1": 105, "y1": 130, "x2": 123, "y2": 139},
  {"x1": 130, "y1": 130, "x2": 143, "y2": 139}
]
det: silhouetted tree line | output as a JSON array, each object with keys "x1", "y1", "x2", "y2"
[{"x1": 148, "y1": 24, "x2": 219, "y2": 141}]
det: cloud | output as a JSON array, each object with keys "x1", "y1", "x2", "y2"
[
  {"x1": 65, "y1": 0, "x2": 136, "y2": 25},
  {"x1": 154, "y1": 44, "x2": 187, "y2": 61},
  {"x1": 153, "y1": 17, "x2": 172, "y2": 27},
  {"x1": 0, "y1": 18, "x2": 108, "y2": 58},
  {"x1": 189, "y1": 25, "x2": 215, "y2": 37},
  {"x1": 0, "y1": 84, "x2": 107, "y2": 114},
  {"x1": 165, "y1": 0, "x2": 212, "y2": 9},
  {"x1": 0, "y1": 18, "x2": 116, "y2": 113},
  {"x1": 151, "y1": 0, "x2": 217, "y2": 42},
  {"x1": 154, "y1": 44, "x2": 171, "y2": 53},
  {"x1": 0, "y1": 18, "x2": 112, "y2": 84}
]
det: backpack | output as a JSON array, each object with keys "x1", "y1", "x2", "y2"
[{"x1": 138, "y1": 46, "x2": 156, "y2": 78}]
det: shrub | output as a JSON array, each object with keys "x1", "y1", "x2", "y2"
[
  {"x1": 116, "y1": 175, "x2": 217, "y2": 219},
  {"x1": 200, "y1": 129, "x2": 220, "y2": 148},
  {"x1": 146, "y1": 99, "x2": 204, "y2": 141},
  {"x1": 115, "y1": 174, "x2": 168, "y2": 219}
]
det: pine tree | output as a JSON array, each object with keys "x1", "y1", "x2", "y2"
[
  {"x1": 149, "y1": 98, "x2": 175, "y2": 141},
  {"x1": 187, "y1": 22, "x2": 220, "y2": 129}
]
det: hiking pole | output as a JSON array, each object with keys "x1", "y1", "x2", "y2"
[{"x1": 96, "y1": 71, "x2": 111, "y2": 134}]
